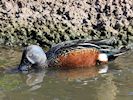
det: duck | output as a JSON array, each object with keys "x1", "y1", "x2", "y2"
[{"x1": 18, "y1": 38, "x2": 129, "y2": 72}]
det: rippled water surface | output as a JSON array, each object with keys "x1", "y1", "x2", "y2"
[{"x1": 0, "y1": 47, "x2": 133, "y2": 100}]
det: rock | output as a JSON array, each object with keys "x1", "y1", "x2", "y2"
[{"x1": 0, "y1": 0, "x2": 133, "y2": 47}]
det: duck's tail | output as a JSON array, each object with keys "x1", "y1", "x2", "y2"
[{"x1": 107, "y1": 46, "x2": 130, "y2": 61}]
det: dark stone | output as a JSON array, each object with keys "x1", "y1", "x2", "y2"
[
  {"x1": 82, "y1": 19, "x2": 88, "y2": 24},
  {"x1": 64, "y1": 11, "x2": 71, "y2": 20},
  {"x1": 17, "y1": 1, "x2": 22, "y2": 8}
]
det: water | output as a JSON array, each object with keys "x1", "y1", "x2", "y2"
[{"x1": 0, "y1": 47, "x2": 133, "y2": 100}]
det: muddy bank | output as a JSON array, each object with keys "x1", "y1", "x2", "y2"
[{"x1": 0, "y1": 0, "x2": 133, "y2": 48}]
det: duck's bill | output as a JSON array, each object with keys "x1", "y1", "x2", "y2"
[{"x1": 18, "y1": 61, "x2": 32, "y2": 72}]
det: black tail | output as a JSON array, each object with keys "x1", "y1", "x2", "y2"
[{"x1": 108, "y1": 46, "x2": 130, "y2": 61}]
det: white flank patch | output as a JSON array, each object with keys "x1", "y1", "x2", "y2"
[{"x1": 98, "y1": 53, "x2": 108, "y2": 62}]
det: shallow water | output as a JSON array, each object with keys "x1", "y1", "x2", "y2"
[{"x1": 0, "y1": 47, "x2": 133, "y2": 100}]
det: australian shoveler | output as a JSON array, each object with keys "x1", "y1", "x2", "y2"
[{"x1": 18, "y1": 38, "x2": 129, "y2": 72}]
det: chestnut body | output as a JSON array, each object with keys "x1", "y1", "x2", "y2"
[{"x1": 54, "y1": 48, "x2": 99, "y2": 68}]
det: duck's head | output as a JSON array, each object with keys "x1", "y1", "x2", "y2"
[{"x1": 18, "y1": 45, "x2": 48, "y2": 72}]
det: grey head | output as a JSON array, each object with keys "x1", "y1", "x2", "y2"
[{"x1": 18, "y1": 45, "x2": 48, "y2": 72}]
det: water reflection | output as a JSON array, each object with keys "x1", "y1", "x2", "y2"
[
  {"x1": 0, "y1": 91, "x2": 6, "y2": 100},
  {"x1": 0, "y1": 70, "x2": 121, "y2": 100},
  {"x1": 50, "y1": 67, "x2": 99, "y2": 80},
  {"x1": 24, "y1": 66, "x2": 99, "y2": 91},
  {"x1": 0, "y1": 47, "x2": 132, "y2": 100},
  {"x1": 23, "y1": 64, "x2": 109, "y2": 92},
  {"x1": 114, "y1": 51, "x2": 133, "y2": 69},
  {"x1": 26, "y1": 70, "x2": 46, "y2": 91},
  {"x1": 97, "y1": 74, "x2": 118, "y2": 100}
]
